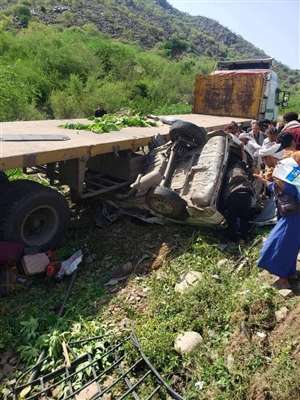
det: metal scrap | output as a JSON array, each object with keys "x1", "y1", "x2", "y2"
[{"x1": 10, "y1": 333, "x2": 184, "y2": 400}]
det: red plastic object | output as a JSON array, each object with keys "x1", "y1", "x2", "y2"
[{"x1": 46, "y1": 262, "x2": 60, "y2": 278}]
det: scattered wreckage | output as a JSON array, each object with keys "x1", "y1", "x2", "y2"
[
  {"x1": 95, "y1": 119, "x2": 275, "y2": 234},
  {"x1": 0, "y1": 114, "x2": 250, "y2": 251},
  {"x1": 0, "y1": 58, "x2": 285, "y2": 251},
  {"x1": 9, "y1": 332, "x2": 184, "y2": 400},
  {"x1": 129, "y1": 119, "x2": 257, "y2": 225},
  {"x1": 0, "y1": 117, "x2": 274, "y2": 252}
]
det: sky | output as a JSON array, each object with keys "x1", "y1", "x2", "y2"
[{"x1": 168, "y1": 0, "x2": 300, "y2": 70}]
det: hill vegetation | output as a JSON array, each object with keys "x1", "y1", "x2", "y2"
[
  {"x1": 0, "y1": 23, "x2": 216, "y2": 121},
  {"x1": 0, "y1": 0, "x2": 299, "y2": 121},
  {"x1": 1, "y1": 0, "x2": 300, "y2": 83}
]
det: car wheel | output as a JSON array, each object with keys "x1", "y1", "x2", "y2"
[
  {"x1": 146, "y1": 186, "x2": 188, "y2": 220},
  {"x1": 169, "y1": 121, "x2": 207, "y2": 146}
]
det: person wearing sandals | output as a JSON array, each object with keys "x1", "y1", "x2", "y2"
[{"x1": 257, "y1": 157, "x2": 300, "y2": 289}]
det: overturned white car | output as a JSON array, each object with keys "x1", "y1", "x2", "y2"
[{"x1": 105, "y1": 120, "x2": 267, "y2": 238}]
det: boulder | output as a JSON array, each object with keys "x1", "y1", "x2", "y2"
[{"x1": 174, "y1": 331, "x2": 203, "y2": 355}]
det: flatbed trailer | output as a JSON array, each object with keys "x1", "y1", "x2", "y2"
[
  {"x1": 0, "y1": 114, "x2": 248, "y2": 171},
  {"x1": 0, "y1": 114, "x2": 249, "y2": 251}
]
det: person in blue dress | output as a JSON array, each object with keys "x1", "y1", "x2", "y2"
[{"x1": 258, "y1": 180, "x2": 300, "y2": 289}]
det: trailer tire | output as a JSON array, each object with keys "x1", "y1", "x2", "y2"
[
  {"x1": 0, "y1": 180, "x2": 69, "y2": 251},
  {"x1": 169, "y1": 121, "x2": 207, "y2": 146},
  {"x1": 146, "y1": 186, "x2": 188, "y2": 220},
  {"x1": 0, "y1": 171, "x2": 9, "y2": 184}
]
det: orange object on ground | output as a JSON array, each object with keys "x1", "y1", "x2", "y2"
[{"x1": 46, "y1": 262, "x2": 60, "y2": 278}]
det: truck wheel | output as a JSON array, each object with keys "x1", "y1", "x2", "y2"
[
  {"x1": 169, "y1": 121, "x2": 207, "y2": 146},
  {"x1": 0, "y1": 180, "x2": 69, "y2": 251},
  {"x1": 146, "y1": 186, "x2": 188, "y2": 220},
  {"x1": 0, "y1": 172, "x2": 9, "y2": 189}
]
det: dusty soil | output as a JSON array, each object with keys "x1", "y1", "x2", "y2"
[{"x1": 247, "y1": 304, "x2": 300, "y2": 400}]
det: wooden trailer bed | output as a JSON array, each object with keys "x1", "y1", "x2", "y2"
[{"x1": 0, "y1": 114, "x2": 249, "y2": 171}]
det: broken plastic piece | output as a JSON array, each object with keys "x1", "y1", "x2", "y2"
[{"x1": 56, "y1": 250, "x2": 83, "y2": 279}]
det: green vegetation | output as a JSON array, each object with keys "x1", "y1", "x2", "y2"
[
  {"x1": 13, "y1": 4, "x2": 32, "y2": 27},
  {"x1": 1, "y1": 219, "x2": 299, "y2": 399},
  {"x1": 0, "y1": 0, "x2": 299, "y2": 122},
  {"x1": 0, "y1": 22, "x2": 215, "y2": 121},
  {"x1": 64, "y1": 114, "x2": 157, "y2": 133},
  {"x1": 1, "y1": 0, "x2": 299, "y2": 86},
  {"x1": 0, "y1": 2, "x2": 300, "y2": 397},
  {"x1": 0, "y1": 19, "x2": 298, "y2": 123},
  {"x1": 284, "y1": 84, "x2": 300, "y2": 114}
]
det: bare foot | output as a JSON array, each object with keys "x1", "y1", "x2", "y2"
[{"x1": 272, "y1": 278, "x2": 291, "y2": 290}]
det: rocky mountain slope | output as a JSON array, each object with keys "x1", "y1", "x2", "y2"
[{"x1": 0, "y1": 0, "x2": 299, "y2": 83}]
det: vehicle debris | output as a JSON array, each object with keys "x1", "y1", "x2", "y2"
[
  {"x1": 21, "y1": 253, "x2": 49, "y2": 275},
  {"x1": 95, "y1": 202, "x2": 165, "y2": 228},
  {"x1": 0, "y1": 58, "x2": 287, "y2": 251},
  {"x1": 10, "y1": 333, "x2": 184, "y2": 400},
  {"x1": 56, "y1": 250, "x2": 83, "y2": 280}
]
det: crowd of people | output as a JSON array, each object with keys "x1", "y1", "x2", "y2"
[
  {"x1": 225, "y1": 112, "x2": 300, "y2": 290},
  {"x1": 225, "y1": 112, "x2": 300, "y2": 162}
]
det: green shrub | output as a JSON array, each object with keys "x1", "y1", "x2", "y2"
[
  {"x1": 13, "y1": 5, "x2": 31, "y2": 27},
  {"x1": 0, "y1": 22, "x2": 214, "y2": 121}
]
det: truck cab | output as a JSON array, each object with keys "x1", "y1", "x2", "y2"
[{"x1": 193, "y1": 58, "x2": 288, "y2": 121}]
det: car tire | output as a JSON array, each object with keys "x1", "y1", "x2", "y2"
[
  {"x1": 0, "y1": 180, "x2": 70, "y2": 251},
  {"x1": 169, "y1": 121, "x2": 207, "y2": 146},
  {"x1": 146, "y1": 186, "x2": 188, "y2": 220}
]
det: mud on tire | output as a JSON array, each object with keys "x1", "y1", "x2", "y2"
[{"x1": 146, "y1": 186, "x2": 188, "y2": 220}]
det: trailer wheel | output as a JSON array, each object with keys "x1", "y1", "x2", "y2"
[
  {"x1": 0, "y1": 171, "x2": 9, "y2": 187},
  {"x1": 0, "y1": 180, "x2": 69, "y2": 251},
  {"x1": 146, "y1": 186, "x2": 188, "y2": 220},
  {"x1": 169, "y1": 121, "x2": 207, "y2": 146}
]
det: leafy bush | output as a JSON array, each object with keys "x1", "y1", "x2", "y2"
[
  {"x1": 162, "y1": 36, "x2": 190, "y2": 58},
  {"x1": 13, "y1": 5, "x2": 31, "y2": 27}
]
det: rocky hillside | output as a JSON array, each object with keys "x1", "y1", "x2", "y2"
[{"x1": 0, "y1": 0, "x2": 299, "y2": 84}]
